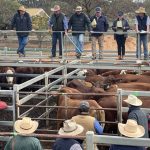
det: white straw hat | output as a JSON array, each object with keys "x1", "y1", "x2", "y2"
[
  {"x1": 118, "y1": 119, "x2": 145, "y2": 138},
  {"x1": 58, "y1": 119, "x2": 84, "y2": 136},
  {"x1": 18, "y1": 6, "x2": 26, "y2": 12},
  {"x1": 14, "y1": 117, "x2": 38, "y2": 135},
  {"x1": 135, "y1": 7, "x2": 146, "y2": 14},
  {"x1": 51, "y1": 5, "x2": 60, "y2": 12},
  {"x1": 124, "y1": 94, "x2": 142, "y2": 106}
]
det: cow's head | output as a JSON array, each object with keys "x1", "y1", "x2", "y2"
[
  {"x1": 76, "y1": 69, "x2": 87, "y2": 76},
  {"x1": 6, "y1": 69, "x2": 14, "y2": 84}
]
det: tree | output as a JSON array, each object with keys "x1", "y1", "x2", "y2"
[
  {"x1": 32, "y1": 15, "x2": 49, "y2": 48},
  {"x1": 0, "y1": 0, "x2": 20, "y2": 29}
]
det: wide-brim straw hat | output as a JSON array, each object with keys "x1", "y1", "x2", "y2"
[
  {"x1": 124, "y1": 94, "x2": 142, "y2": 106},
  {"x1": 58, "y1": 119, "x2": 84, "y2": 136},
  {"x1": 135, "y1": 7, "x2": 146, "y2": 14},
  {"x1": 18, "y1": 6, "x2": 26, "y2": 12},
  {"x1": 118, "y1": 119, "x2": 145, "y2": 138},
  {"x1": 14, "y1": 117, "x2": 38, "y2": 135},
  {"x1": 75, "y1": 6, "x2": 82, "y2": 12},
  {"x1": 51, "y1": 5, "x2": 60, "y2": 11}
]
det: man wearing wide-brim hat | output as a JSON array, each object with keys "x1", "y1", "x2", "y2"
[
  {"x1": 123, "y1": 94, "x2": 148, "y2": 138},
  {"x1": 48, "y1": 5, "x2": 68, "y2": 59},
  {"x1": 4, "y1": 117, "x2": 42, "y2": 150},
  {"x1": 11, "y1": 5, "x2": 32, "y2": 57},
  {"x1": 68, "y1": 6, "x2": 91, "y2": 59},
  {"x1": 109, "y1": 119, "x2": 145, "y2": 150},
  {"x1": 135, "y1": 7, "x2": 150, "y2": 60},
  {"x1": 53, "y1": 119, "x2": 83, "y2": 150}
]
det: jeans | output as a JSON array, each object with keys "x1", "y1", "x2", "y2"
[
  {"x1": 17, "y1": 36, "x2": 28, "y2": 54},
  {"x1": 73, "y1": 34, "x2": 84, "y2": 54},
  {"x1": 136, "y1": 34, "x2": 148, "y2": 59},
  {"x1": 51, "y1": 32, "x2": 63, "y2": 57},
  {"x1": 116, "y1": 35, "x2": 126, "y2": 56}
]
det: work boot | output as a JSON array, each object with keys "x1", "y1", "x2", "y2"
[
  {"x1": 92, "y1": 53, "x2": 96, "y2": 60},
  {"x1": 122, "y1": 55, "x2": 125, "y2": 60},
  {"x1": 116, "y1": 55, "x2": 121, "y2": 60},
  {"x1": 76, "y1": 53, "x2": 81, "y2": 59}
]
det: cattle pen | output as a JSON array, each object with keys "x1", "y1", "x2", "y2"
[{"x1": 0, "y1": 30, "x2": 150, "y2": 149}]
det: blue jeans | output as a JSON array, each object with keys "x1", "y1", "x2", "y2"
[
  {"x1": 136, "y1": 34, "x2": 148, "y2": 59},
  {"x1": 51, "y1": 32, "x2": 63, "y2": 57},
  {"x1": 73, "y1": 34, "x2": 84, "y2": 54},
  {"x1": 17, "y1": 36, "x2": 28, "y2": 54}
]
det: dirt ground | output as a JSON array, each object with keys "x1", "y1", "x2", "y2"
[{"x1": 84, "y1": 35, "x2": 150, "y2": 51}]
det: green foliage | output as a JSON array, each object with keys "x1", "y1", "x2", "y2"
[
  {"x1": 0, "y1": 0, "x2": 20, "y2": 29},
  {"x1": 32, "y1": 15, "x2": 48, "y2": 30},
  {"x1": 32, "y1": 15, "x2": 49, "y2": 48}
]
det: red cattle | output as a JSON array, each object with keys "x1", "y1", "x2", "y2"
[
  {"x1": 57, "y1": 96, "x2": 105, "y2": 129},
  {"x1": 107, "y1": 74, "x2": 150, "y2": 84},
  {"x1": 66, "y1": 79, "x2": 105, "y2": 100},
  {"x1": 59, "y1": 86, "x2": 90, "y2": 100}
]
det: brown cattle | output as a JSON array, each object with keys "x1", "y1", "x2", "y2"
[
  {"x1": 57, "y1": 96, "x2": 105, "y2": 129},
  {"x1": 117, "y1": 82, "x2": 150, "y2": 91},
  {"x1": 107, "y1": 74, "x2": 150, "y2": 84},
  {"x1": 66, "y1": 79, "x2": 105, "y2": 100},
  {"x1": 59, "y1": 87, "x2": 90, "y2": 100}
]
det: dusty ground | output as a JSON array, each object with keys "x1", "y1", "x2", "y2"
[{"x1": 84, "y1": 35, "x2": 150, "y2": 51}]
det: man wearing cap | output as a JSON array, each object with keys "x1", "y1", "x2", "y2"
[
  {"x1": 4, "y1": 117, "x2": 42, "y2": 150},
  {"x1": 11, "y1": 5, "x2": 32, "y2": 57},
  {"x1": 112, "y1": 11, "x2": 130, "y2": 60},
  {"x1": 72, "y1": 101, "x2": 103, "y2": 136},
  {"x1": 90, "y1": 7, "x2": 109, "y2": 59},
  {"x1": 53, "y1": 119, "x2": 83, "y2": 150},
  {"x1": 68, "y1": 6, "x2": 91, "y2": 59},
  {"x1": 135, "y1": 7, "x2": 150, "y2": 60},
  {"x1": 124, "y1": 94, "x2": 148, "y2": 138},
  {"x1": 109, "y1": 119, "x2": 145, "y2": 150},
  {"x1": 48, "y1": 5, "x2": 68, "y2": 58}
]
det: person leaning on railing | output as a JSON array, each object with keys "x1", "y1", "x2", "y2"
[
  {"x1": 90, "y1": 7, "x2": 109, "y2": 60},
  {"x1": 112, "y1": 11, "x2": 130, "y2": 60},
  {"x1": 68, "y1": 6, "x2": 91, "y2": 59},
  {"x1": 48, "y1": 5, "x2": 68, "y2": 59},
  {"x1": 135, "y1": 7, "x2": 150, "y2": 60},
  {"x1": 11, "y1": 5, "x2": 32, "y2": 58}
]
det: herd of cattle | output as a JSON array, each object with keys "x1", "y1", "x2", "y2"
[{"x1": 1, "y1": 66, "x2": 150, "y2": 136}]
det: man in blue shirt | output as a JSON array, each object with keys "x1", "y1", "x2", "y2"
[
  {"x1": 72, "y1": 101, "x2": 103, "y2": 135},
  {"x1": 48, "y1": 5, "x2": 68, "y2": 58}
]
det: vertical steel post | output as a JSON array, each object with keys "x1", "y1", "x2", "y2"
[
  {"x1": 117, "y1": 88, "x2": 122, "y2": 135},
  {"x1": 13, "y1": 84, "x2": 20, "y2": 118},
  {"x1": 86, "y1": 131, "x2": 94, "y2": 150},
  {"x1": 137, "y1": 33, "x2": 141, "y2": 59}
]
